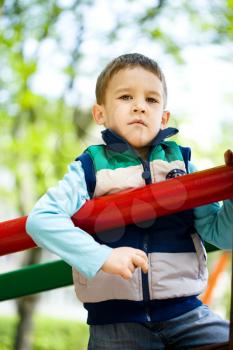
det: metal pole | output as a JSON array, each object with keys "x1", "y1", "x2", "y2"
[{"x1": 0, "y1": 164, "x2": 233, "y2": 256}]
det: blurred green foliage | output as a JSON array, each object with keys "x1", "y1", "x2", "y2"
[
  {"x1": 0, "y1": 5, "x2": 96, "y2": 347},
  {"x1": 109, "y1": 1, "x2": 233, "y2": 63},
  {"x1": 0, "y1": 0, "x2": 96, "y2": 216},
  {"x1": 0, "y1": 316, "x2": 89, "y2": 350}
]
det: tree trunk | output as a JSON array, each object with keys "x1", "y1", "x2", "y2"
[
  {"x1": 13, "y1": 248, "x2": 42, "y2": 350},
  {"x1": 14, "y1": 294, "x2": 39, "y2": 350}
]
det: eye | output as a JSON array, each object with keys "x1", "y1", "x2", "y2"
[
  {"x1": 146, "y1": 97, "x2": 159, "y2": 103},
  {"x1": 119, "y1": 95, "x2": 132, "y2": 100}
]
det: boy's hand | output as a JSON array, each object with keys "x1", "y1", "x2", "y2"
[
  {"x1": 224, "y1": 149, "x2": 233, "y2": 166},
  {"x1": 101, "y1": 247, "x2": 148, "y2": 280}
]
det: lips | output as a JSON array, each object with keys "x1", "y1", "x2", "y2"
[{"x1": 128, "y1": 119, "x2": 146, "y2": 126}]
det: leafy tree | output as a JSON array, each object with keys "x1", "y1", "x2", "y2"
[{"x1": 1, "y1": 1, "x2": 94, "y2": 349}]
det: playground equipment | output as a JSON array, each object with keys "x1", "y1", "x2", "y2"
[
  {"x1": 0, "y1": 164, "x2": 232, "y2": 349},
  {"x1": 1, "y1": 164, "x2": 233, "y2": 256}
]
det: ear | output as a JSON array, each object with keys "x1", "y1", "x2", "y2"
[
  {"x1": 161, "y1": 110, "x2": 170, "y2": 129},
  {"x1": 92, "y1": 104, "x2": 106, "y2": 125}
]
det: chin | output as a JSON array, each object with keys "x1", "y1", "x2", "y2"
[
  {"x1": 129, "y1": 141, "x2": 149, "y2": 150},
  {"x1": 130, "y1": 135, "x2": 151, "y2": 146}
]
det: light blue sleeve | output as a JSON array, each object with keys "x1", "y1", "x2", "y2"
[
  {"x1": 188, "y1": 162, "x2": 233, "y2": 250},
  {"x1": 26, "y1": 161, "x2": 112, "y2": 279}
]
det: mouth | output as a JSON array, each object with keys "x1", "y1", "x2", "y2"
[{"x1": 128, "y1": 119, "x2": 146, "y2": 126}]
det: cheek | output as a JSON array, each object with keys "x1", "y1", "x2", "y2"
[{"x1": 105, "y1": 115, "x2": 118, "y2": 129}]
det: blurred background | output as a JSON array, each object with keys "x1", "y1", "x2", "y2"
[{"x1": 0, "y1": 0, "x2": 232, "y2": 349}]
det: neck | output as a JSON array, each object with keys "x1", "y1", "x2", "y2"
[{"x1": 134, "y1": 146, "x2": 150, "y2": 160}]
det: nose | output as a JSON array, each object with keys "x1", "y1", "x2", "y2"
[{"x1": 132, "y1": 101, "x2": 146, "y2": 114}]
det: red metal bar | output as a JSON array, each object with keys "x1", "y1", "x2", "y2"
[
  {"x1": 0, "y1": 164, "x2": 233, "y2": 256},
  {"x1": 0, "y1": 216, "x2": 33, "y2": 256}
]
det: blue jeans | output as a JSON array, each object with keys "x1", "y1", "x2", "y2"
[{"x1": 88, "y1": 305, "x2": 229, "y2": 349}]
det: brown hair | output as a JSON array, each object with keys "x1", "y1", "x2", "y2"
[{"x1": 95, "y1": 53, "x2": 167, "y2": 107}]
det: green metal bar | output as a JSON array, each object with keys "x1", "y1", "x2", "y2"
[
  {"x1": 0, "y1": 260, "x2": 73, "y2": 301},
  {"x1": 0, "y1": 242, "x2": 218, "y2": 302}
]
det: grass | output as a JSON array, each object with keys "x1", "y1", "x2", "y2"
[{"x1": 0, "y1": 315, "x2": 89, "y2": 350}]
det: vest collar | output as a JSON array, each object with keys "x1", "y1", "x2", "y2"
[{"x1": 101, "y1": 127, "x2": 179, "y2": 153}]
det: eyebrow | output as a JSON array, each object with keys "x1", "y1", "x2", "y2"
[
  {"x1": 146, "y1": 90, "x2": 162, "y2": 98},
  {"x1": 114, "y1": 88, "x2": 131, "y2": 94},
  {"x1": 115, "y1": 88, "x2": 162, "y2": 98}
]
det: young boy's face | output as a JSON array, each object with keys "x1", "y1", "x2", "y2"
[{"x1": 93, "y1": 67, "x2": 170, "y2": 158}]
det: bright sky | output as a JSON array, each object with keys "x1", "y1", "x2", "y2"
[{"x1": 165, "y1": 47, "x2": 233, "y2": 146}]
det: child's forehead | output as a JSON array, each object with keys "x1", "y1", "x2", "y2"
[
  {"x1": 111, "y1": 66, "x2": 158, "y2": 79},
  {"x1": 108, "y1": 67, "x2": 162, "y2": 90}
]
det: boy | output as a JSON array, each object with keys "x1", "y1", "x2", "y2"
[{"x1": 27, "y1": 53, "x2": 233, "y2": 349}]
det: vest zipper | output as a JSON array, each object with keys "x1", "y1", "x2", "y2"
[{"x1": 140, "y1": 158, "x2": 152, "y2": 321}]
